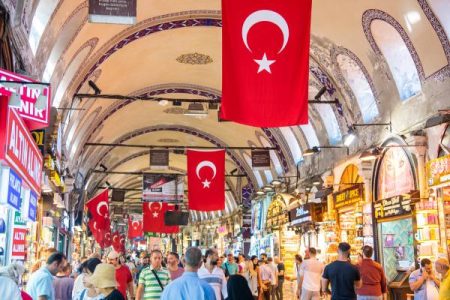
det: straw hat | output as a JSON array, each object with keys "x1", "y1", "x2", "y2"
[{"x1": 86, "y1": 263, "x2": 117, "y2": 288}]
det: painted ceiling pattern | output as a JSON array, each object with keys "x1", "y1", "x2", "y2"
[{"x1": 3, "y1": 0, "x2": 450, "y2": 222}]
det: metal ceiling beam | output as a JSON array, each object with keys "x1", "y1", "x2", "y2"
[
  {"x1": 75, "y1": 93, "x2": 339, "y2": 104},
  {"x1": 92, "y1": 170, "x2": 247, "y2": 177},
  {"x1": 97, "y1": 186, "x2": 231, "y2": 192},
  {"x1": 85, "y1": 142, "x2": 276, "y2": 150}
]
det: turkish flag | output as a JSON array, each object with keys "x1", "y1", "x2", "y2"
[
  {"x1": 86, "y1": 189, "x2": 110, "y2": 228},
  {"x1": 88, "y1": 218, "x2": 111, "y2": 249},
  {"x1": 111, "y1": 231, "x2": 125, "y2": 253},
  {"x1": 187, "y1": 150, "x2": 225, "y2": 211},
  {"x1": 143, "y1": 202, "x2": 179, "y2": 233},
  {"x1": 128, "y1": 219, "x2": 143, "y2": 239},
  {"x1": 221, "y1": 0, "x2": 312, "y2": 127}
]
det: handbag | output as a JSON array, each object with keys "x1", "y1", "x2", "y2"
[{"x1": 151, "y1": 269, "x2": 165, "y2": 291}]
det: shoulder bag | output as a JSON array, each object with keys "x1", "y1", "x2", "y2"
[{"x1": 151, "y1": 269, "x2": 165, "y2": 291}]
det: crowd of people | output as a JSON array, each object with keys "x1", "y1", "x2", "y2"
[{"x1": 2, "y1": 242, "x2": 450, "y2": 299}]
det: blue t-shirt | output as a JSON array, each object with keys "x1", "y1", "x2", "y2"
[
  {"x1": 222, "y1": 261, "x2": 239, "y2": 276},
  {"x1": 27, "y1": 266, "x2": 55, "y2": 300},
  {"x1": 161, "y1": 272, "x2": 215, "y2": 300}
]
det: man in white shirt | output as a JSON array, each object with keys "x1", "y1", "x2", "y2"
[
  {"x1": 267, "y1": 257, "x2": 278, "y2": 300},
  {"x1": 259, "y1": 259, "x2": 273, "y2": 300},
  {"x1": 198, "y1": 248, "x2": 228, "y2": 300},
  {"x1": 298, "y1": 247, "x2": 324, "y2": 300}
]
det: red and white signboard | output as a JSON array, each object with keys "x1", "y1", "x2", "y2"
[
  {"x1": 0, "y1": 98, "x2": 43, "y2": 194},
  {"x1": 11, "y1": 227, "x2": 27, "y2": 259},
  {"x1": 0, "y1": 68, "x2": 51, "y2": 130}
]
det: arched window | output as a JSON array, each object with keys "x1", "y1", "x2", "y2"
[
  {"x1": 29, "y1": 0, "x2": 59, "y2": 55},
  {"x1": 299, "y1": 122, "x2": 320, "y2": 148},
  {"x1": 370, "y1": 20, "x2": 421, "y2": 100},
  {"x1": 427, "y1": 0, "x2": 450, "y2": 39},
  {"x1": 315, "y1": 104, "x2": 342, "y2": 145},
  {"x1": 336, "y1": 53, "x2": 379, "y2": 122},
  {"x1": 279, "y1": 127, "x2": 303, "y2": 164}
]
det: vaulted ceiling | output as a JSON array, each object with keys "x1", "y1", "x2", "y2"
[{"x1": 5, "y1": 0, "x2": 450, "y2": 221}]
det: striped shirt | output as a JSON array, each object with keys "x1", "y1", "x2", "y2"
[
  {"x1": 138, "y1": 266, "x2": 171, "y2": 300},
  {"x1": 198, "y1": 265, "x2": 228, "y2": 300}
]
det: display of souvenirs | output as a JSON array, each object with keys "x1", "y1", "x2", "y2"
[{"x1": 415, "y1": 200, "x2": 440, "y2": 260}]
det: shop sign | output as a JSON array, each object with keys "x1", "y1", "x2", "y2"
[
  {"x1": 289, "y1": 204, "x2": 312, "y2": 226},
  {"x1": 142, "y1": 173, "x2": 183, "y2": 202},
  {"x1": 251, "y1": 150, "x2": 271, "y2": 170},
  {"x1": 14, "y1": 211, "x2": 27, "y2": 227},
  {"x1": 50, "y1": 170, "x2": 63, "y2": 187},
  {"x1": 0, "y1": 68, "x2": 51, "y2": 130},
  {"x1": 334, "y1": 185, "x2": 363, "y2": 210},
  {"x1": 88, "y1": 0, "x2": 137, "y2": 25},
  {"x1": 150, "y1": 150, "x2": 169, "y2": 170},
  {"x1": 426, "y1": 154, "x2": 450, "y2": 186},
  {"x1": 0, "y1": 103, "x2": 43, "y2": 194},
  {"x1": 31, "y1": 129, "x2": 45, "y2": 156},
  {"x1": 28, "y1": 191, "x2": 37, "y2": 222},
  {"x1": 374, "y1": 195, "x2": 412, "y2": 219},
  {"x1": 44, "y1": 155, "x2": 55, "y2": 170},
  {"x1": 0, "y1": 168, "x2": 22, "y2": 211},
  {"x1": 11, "y1": 227, "x2": 27, "y2": 259}
]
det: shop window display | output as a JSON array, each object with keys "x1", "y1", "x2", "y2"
[{"x1": 378, "y1": 218, "x2": 415, "y2": 281}]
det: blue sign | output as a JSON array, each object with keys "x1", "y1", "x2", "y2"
[
  {"x1": 7, "y1": 169, "x2": 22, "y2": 211},
  {"x1": 28, "y1": 191, "x2": 37, "y2": 222}
]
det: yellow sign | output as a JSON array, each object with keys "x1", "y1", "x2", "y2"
[
  {"x1": 427, "y1": 154, "x2": 450, "y2": 187},
  {"x1": 333, "y1": 185, "x2": 364, "y2": 209},
  {"x1": 50, "y1": 170, "x2": 63, "y2": 188},
  {"x1": 45, "y1": 155, "x2": 55, "y2": 170}
]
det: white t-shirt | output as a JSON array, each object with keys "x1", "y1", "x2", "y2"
[
  {"x1": 198, "y1": 265, "x2": 228, "y2": 300},
  {"x1": 299, "y1": 258, "x2": 324, "y2": 292},
  {"x1": 269, "y1": 263, "x2": 278, "y2": 285},
  {"x1": 426, "y1": 279, "x2": 439, "y2": 300},
  {"x1": 72, "y1": 273, "x2": 85, "y2": 297}
]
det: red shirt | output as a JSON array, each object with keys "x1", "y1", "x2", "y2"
[
  {"x1": 21, "y1": 291, "x2": 32, "y2": 300},
  {"x1": 357, "y1": 259, "x2": 387, "y2": 296},
  {"x1": 115, "y1": 265, "x2": 132, "y2": 300}
]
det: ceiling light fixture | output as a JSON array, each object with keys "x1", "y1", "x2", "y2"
[
  {"x1": 343, "y1": 127, "x2": 357, "y2": 147},
  {"x1": 303, "y1": 146, "x2": 320, "y2": 157},
  {"x1": 271, "y1": 179, "x2": 282, "y2": 186},
  {"x1": 256, "y1": 190, "x2": 265, "y2": 196},
  {"x1": 359, "y1": 147, "x2": 382, "y2": 162},
  {"x1": 263, "y1": 185, "x2": 274, "y2": 192}
]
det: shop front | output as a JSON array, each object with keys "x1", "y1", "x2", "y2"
[
  {"x1": 264, "y1": 194, "x2": 289, "y2": 258},
  {"x1": 426, "y1": 153, "x2": 450, "y2": 258},
  {"x1": 373, "y1": 144, "x2": 418, "y2": 299}
]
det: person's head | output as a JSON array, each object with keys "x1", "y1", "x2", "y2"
[
  {"x1": 308, "y1": 247, "x2": 317, "y2": 257},
  {"x1": 227, "y1": 275, "x2": 254, "y2": 300},
  {"x1": 260, "y1": 253, "x2": 267, "y2": 261},
  {"x1": 57, "y1": 262, "x2": 71, "y2": 276},
  {"x1": 267, "y1": 257, "x2": 273, "y2": 264},
  {"x1": 0, "y1": 262, "x2": 25, "y2": 285},
  {"x1": 362, "y1": 245, "x2": 373, "y2": 259},
  {"x1": 184, "y1": 247, "x2": 203, "y2": 271},
  {"x1": 46, "y1": 252, "x2": 67, "y2": 275},
  {"x1": 274, "y1": 256, "x2": 280, "y2": 264},
  {"x1": 227, "y1": 253, "x2": 234, "y2": 263},
  {"x1": 82, "y1": 258, "x2": 102, "y2": 288},
  {"x1": 238, "y1": 254, "x2": 245, "y2": 263},
  {"x1": 150, "y1": 250, "x2": 163, "y2": 269},
  {"x1": 304, "y1": 248, "x2": 310, "y2": 260},
  {"x1": 295, "y1": 254, "x2": 303, "y2": 264},
  {"x1": 107, "y1": 250, "x2": 120, "y2": 267},
  {"x1": 139, "y1": 251, "x2": 149, "y2": 265},
  {"x1": 435, "y1": 258, "x2": 450, "y2": 276},
  {"x1": 86, "y1": 263, "x2": 117, "y2": 293},
  {"x1": 338, "y1": 242, "x2": 351, "y2": 259},
  {"x1": 217, "y1": 256, "x2": 224, "y2": 267},
  {"x1": 167, "y1": 252, "x2": 180, "y2": 267},
  {"x1": 205, "y1": 248, "x2": 219, "y2": 266},
  {"x1": 421, "y1": 258, "x2": 433, "y2": 274},
  {"x1": 260, "y1": 259, "x2": 266, "y2": 265},
  {"x1": 251, "y1": 255, "x2": 258, "y2": 265}
]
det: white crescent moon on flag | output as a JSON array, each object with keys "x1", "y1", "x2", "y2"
[
  {"x1": 113, "y1": 235, "x2": 119, "y2": 243},
  {"x1": 120, "y1": 237, "x2": 125, "y2": 244},
  {"x1": 242, "y1": 10, "x2": 290, "y2": 54},
  {"x1": 96, "y1": 201, "x2": 108, "y2": 217},
  {"x1": 105, "y1": 232, "x2": 111, "y2": 240},
  {"x1": 132, "y1": 221, "x2": 139, "y2": 229},
  {"x1": 196, "y1": 161, "x2": 217, "y2": 180},
  {"x1": 93, "y1": 222, "x2": 98, "y2": 231},
  {"x1": 148, "y1": 202, "x2": 162, "y2": 211}
]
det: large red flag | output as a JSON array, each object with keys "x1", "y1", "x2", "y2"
[
  {"x1": 128, "y1": 219, "x2": 143, "y2": 239},
  {"x1": 187, "y1": 150, "x2": 225, "y2": 211},
  {"x1": 88, "y1": 218, "x2": 111, "y2": 249},
  {"x1": 143, "y1": 202, "x2": 179, "y2": 233},
  {"x1": 221, "y1": 0, "x2": 312, "y2": 127},
  {"x1": 111, "y1": 231, "x2": 125, "y2": 253},
  {"x1": 86, "y1": 189, "x2": 110, "y2": 228}
]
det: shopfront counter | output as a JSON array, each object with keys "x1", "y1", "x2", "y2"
[{"x1": 388, "y1": 270, "x2": 412, "y2": 300}]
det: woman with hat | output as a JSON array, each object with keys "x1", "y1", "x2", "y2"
[
  {"x1": 73, "y1": 258, "x2": 103, "y2": 300},
  {"x1": 87, "y1": 263, "x2": 124, "y2": 300}
]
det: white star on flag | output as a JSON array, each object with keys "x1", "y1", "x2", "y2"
[
  {"x1": 254, "y1": 53, "x2": 275, "y2": 73},
  {"x1": 152, "y1": 212, "x2": 159, "y2": 218},
  {"x1": 202, "y1": 179, "x2": 211, "y2": 188}
]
